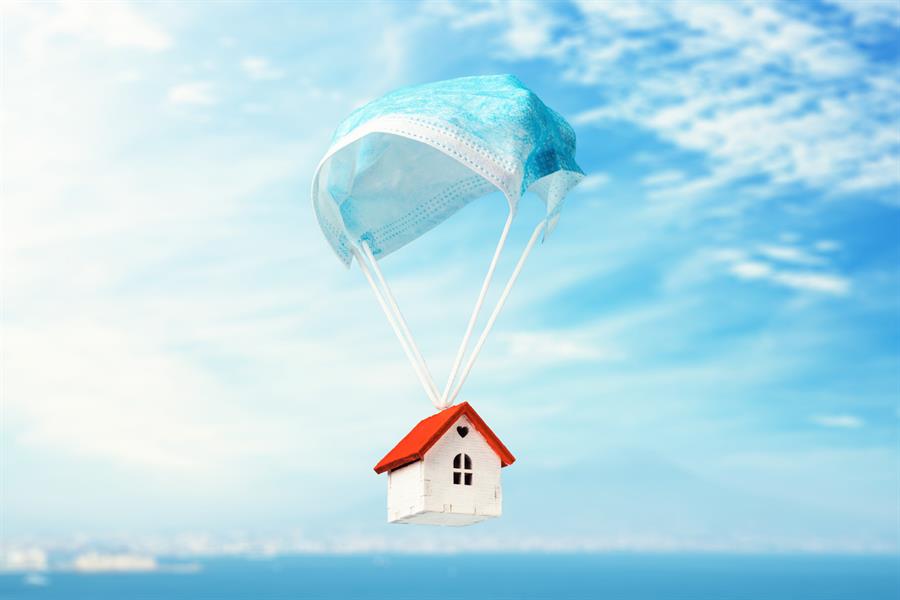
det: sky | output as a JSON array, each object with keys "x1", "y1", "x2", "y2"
[{"x1": 2, "y1": 0, "x2": 899, "y2": 564}]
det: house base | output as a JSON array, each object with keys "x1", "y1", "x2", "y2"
[{"x1": 389, "y1": 507, "x2": 496, "y2": 527}]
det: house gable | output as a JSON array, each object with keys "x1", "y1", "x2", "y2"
[
  {"x1": 421, "y1": 413, "x2": 501, "y2": 516},
  {"x1": 374, "y1": 402, "x2": 515, "y2": 474}
]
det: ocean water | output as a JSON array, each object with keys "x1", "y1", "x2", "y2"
[{"x1": 1, "y1": 554, "x2": 897, "y2": 599}]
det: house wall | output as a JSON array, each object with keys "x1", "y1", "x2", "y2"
[
  {"x1": 387, "y1": 460, "x2": 424, "y2": 522},
  {"x1": 422, "y1": 414, "x2": 502, "y2": 517}
]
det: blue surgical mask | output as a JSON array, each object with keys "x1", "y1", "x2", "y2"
[{"x1": 311, "y1": 74, "x2": 584, "y2": 266}]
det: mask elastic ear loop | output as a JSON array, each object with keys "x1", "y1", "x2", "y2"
[
  {"x1": 439, "y1": 209, "x2": 515, "y2": 409},
  {"x1": 446, "y1": 218, "x2": 547, "y2": 406},
  {"x1": 352, "y1": 245, "x2": 442, "y2": 408},
  {"x1": 359, "y1": 241, "x2": 443, "y2": 406}
]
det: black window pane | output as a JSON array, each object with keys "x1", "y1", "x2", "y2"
[
  {"x1": 464, "y1": 455, "x2": 472, "y2": 469},
  {"x1": 453, "y1": 472, "x2": 461, "y2": 485},
  {"x1": 453, "y1": 454, "x2": 461, "y2": 468},
  {"x1": 464, "y1": 473, "x2": 473, "y2": 486}
]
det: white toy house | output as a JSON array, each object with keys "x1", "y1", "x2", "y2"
[{"x1": 374, "y1": 402, "x2": 515, "y2": 526}]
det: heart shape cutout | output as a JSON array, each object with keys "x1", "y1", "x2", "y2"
[{"x1": 456, "y1": 426, "x2": 469, "y2": 438}]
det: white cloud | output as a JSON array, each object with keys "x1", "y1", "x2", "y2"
[
  {"x1": 826, "y1": 0, "x2": 900, "y2": 27},
  {"x1": 240, "y1": 56, "x2": 284, "y2": 80},
  {"x1": 15, "y1": 1, "x2": 172, "y2": 54},
  {"x1": 814, "y1": 240, "x2": 841, "y2": 252},
  {"x1": 5, "y1": 320, "x2": 294, "y2": 470},
  {"x1": 501, "y1": 2, "x2": 561, "y2": 59},
  {"x1": 577, "y1": 0, "x2": 665, "y2": 28},
  {"x1": 839, "y1": 153, "x2": 900, "y2": 195},
  {"x1": 642, "y1": 170, "x2": 685, "y2": 187},
  {"x1": 499, "y1": 330, "x2": 624, "y2": 365},
  {"x1": 811, "y1": 414, "x2": 864, "y2": 429},
  {"x1": 757, "y1": 244, "x2": 823, "y2": 265},
  {"x1": 167, "y1": 81, "x2": 216, "y2": 105},
  {"x1": 732, "y1": 266, "x2": 851, "y2": 296},
  {"x1": 730, "y1": 261, "x2": 773, "y2": 280},
  {"x1": 571, "y1": 106, "x2": 614, "y2": 125},
  {"x1": 117, "y1": 69, "x2": 142, "y2": 83},
  {"x1": 773, "y1": 272, "x2": 850, "y2": 296},
  {"x1": 711, "y1": 248, "x2": 747, "y2": 262},
  {"x1": 579, "y1": 172, "x2": 610, "y2": 190},
  {"x1": 716, "y1": 245, "x2": 851, "y2": 296}
]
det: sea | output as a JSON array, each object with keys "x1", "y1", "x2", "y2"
[{"x1": 1, "y1": 553, "x2": 897, "y2": 599}]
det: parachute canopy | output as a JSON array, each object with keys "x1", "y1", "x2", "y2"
[
  {"x1": 311, "y1": 74, "x2": 584, "y2": 266},
  {"x1": 310, "y1": 75, "x2": 583, "y2": 410}
]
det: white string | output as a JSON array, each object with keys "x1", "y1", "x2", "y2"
[
  {"x1": 351, "y1": 245, "x2": 442, "y2": 407},
  {"x1": 446, "y1": 219, "x2": 546, "y2": 406},
  {"x1": 351, "y1": 217, "x2": 545, "y2": 411},
  {"x1": 360, "y1": 241, "x2": 443, "y2": 406},
  {"x1": 439, "y1": 210, "x2": 515, "y2": 409}
]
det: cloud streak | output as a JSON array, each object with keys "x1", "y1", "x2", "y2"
[
  {"x1": 10, "y1": 1, "x2": 171, "y2": 54},
  {"x1": 240, "y1": 56, "x2": 284, "y2": 80},
  {"x1": 713, "y1": 237, "x2": 852, "y2": 296},
  {"x1": 811, "y1": 414, "x2": 865, "y2": 429},
  {"x1": 730, "y1": 260, "x2": 851, "y2": 296},
  {"x1": 167, "y1": 81, "x2": 216, "y2": 105}
]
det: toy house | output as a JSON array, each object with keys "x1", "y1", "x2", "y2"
[{"x1": 374, "y1": 402, "x2": 515, "y2": 526}]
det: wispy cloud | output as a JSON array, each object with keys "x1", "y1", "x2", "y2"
[
  {"x1": 773, "y1": 272, "x2": 851, "y2": 296},
  {"x1": 167, "y1": 81, "x2": 216, "y2": 105},
  {"x1": 240, "y1": 56, "x2": 284, "y2": 80},
  {"x1": 642, "y1": 170, "x2": 685, "y2": 187},
  {"x1": 730, "y1": 260, "x2": 773, "y2": 280},
  {"x1": 721, "y1": 238, "x2": 851, "y2": 296},
  {"x1": 757, "y1": 244, "x2": 824, "y2": 266},
  {"x1": 13, "y1": 1, "x2": 172, "y2": 54},
  {"x1": 499, "y1": 330, "x2": 624, "y2": 366},
  {"x1": 811, "y1": 414, "x2": 865, "y2": 429},
  {"x1": 814, "y1": 240, "x2": 841, "y2": 253},
  {"x1": 825, "y1": 0, "x2": 900, "y2": 27},
  {"x1": 729, "y1": 260, "x2": 850, "y2": 296},
  {"x1": 579, "y1": 172, "x2": 610, "y2": 190}
]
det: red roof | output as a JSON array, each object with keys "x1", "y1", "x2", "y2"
[{"x1": 373, "y1": 402, "x2": 515, "y2": 474}]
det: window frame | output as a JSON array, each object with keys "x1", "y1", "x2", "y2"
[{"x1": 452, "y1": 453, "x2": 473, "y2": 486}]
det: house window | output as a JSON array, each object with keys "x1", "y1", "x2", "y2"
[{"x1": 453, "y1": 453, "x2": 473, "y2": 486}]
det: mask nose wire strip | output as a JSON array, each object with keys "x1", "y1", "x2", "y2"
[
  {"x1": 439, "y1": 209, "x2": 514, "y2": 409},
  {"x1": 351, "y1": 245, "x2": 442, "y2": 408},
  {"x1": 446, "y1": 218, "x2": 547, "y2": 407},
  {"x1": 359, "y1": 240, "x2": 443, "y2": 406}
]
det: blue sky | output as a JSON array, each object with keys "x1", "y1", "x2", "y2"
[{"x1": 2, "y1": 0, "x2": 898, "y2": 563}]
